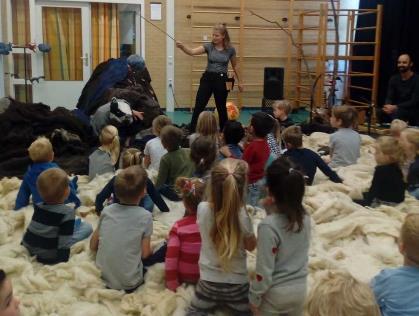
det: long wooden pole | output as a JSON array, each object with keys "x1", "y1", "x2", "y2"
[
  {"x1": 371, "y1": 5, "x2": 383, "y2": 125},
  {"x1": 285, "y1": 0, "x2": 295, "y2": 100},
  {"x1": 238, "y1": 0, "x2": 244, "y2": 108}
]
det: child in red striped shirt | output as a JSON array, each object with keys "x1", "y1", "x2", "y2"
[{"x1": 165, "y1": 177, "x2": 205, "y2": 291}]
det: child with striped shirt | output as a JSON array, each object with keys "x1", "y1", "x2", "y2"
[
  {"x1": 165, "y1": 177, "x2": 205, "y2": 291},
  {"x1": 22, "y1": 168, "x2": 92, "y2": 264}
]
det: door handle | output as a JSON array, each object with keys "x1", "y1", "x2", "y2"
[{"x1": 80, "y1": 53, "x2": 89, "y2": 67}]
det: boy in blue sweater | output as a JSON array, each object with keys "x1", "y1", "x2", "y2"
[
  {"x1": 282, "y1": 126, "x2": 342, "y2": 185},
  {"x1": 371, "y1": 213, "x2": 419, "y2": 316},
  {"x1": 15, "y1": 137, "x2": 80, "y2": 210}
]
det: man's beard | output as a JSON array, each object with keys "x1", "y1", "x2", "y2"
[{"x1": 398, "y1": 66, "x2": 411, "y2": 73}]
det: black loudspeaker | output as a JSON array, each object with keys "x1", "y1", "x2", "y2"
[{"x1": 263, "y1": 67, "x2": 284, "y2": 100}]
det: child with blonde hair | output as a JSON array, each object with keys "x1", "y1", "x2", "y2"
[
  {"x1": 390, "y1": 119, "x2": 408, "y2": 138},
  {"x1": 188, "y1": 111, "x2": 219, "y2": 146},
  {"x1": 329, "y1": 105, "x2": 361, "y2": 168},
  {"x1": 371, "y1": 213, "x2": 419, "y2": 315},
  {"x1": 307, "y1": 270, "x2": 380, "y2": 316},
  {"x1": 272, "y1": 100, "x2": 294, "y2": 129},
  {"x1": 165, "y1": 177, "x2": 205, "y2": 292},
  {"x1": 22, "y1": 168, "x2": 92, "y2": 263},
  {"x1": 0, "y1": 269, "x2": 20, "y2": 316},
  {"x1": 400, "y1": 128, "x2": 419, "y2": 199},
  {"x1": 186, "y1": 158, "x2": 256, "y2": 316},
  {"x1": 15, "y1": 137, "x2": 80, "y2": 210},
  {"x1": 356, "y1": 136, "x2": 405, "y2": 206},
  {"x1": 266, "y1": 100, "x2": 294, "y2": 159},
  {"x1": 95, "y1": 148, "x2": 169, "y2": 214},
  {"x1": 249, "y1": 157, "x2": 310, "y2": 316},
  {"x1": 88, "y1": 125, "x2": 120, "y2": 180},
  {"x1": 144, "y1": 115, "x2": 172, "y2": 171}
]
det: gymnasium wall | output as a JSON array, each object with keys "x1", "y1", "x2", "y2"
[{"x1": 168, "y1": 0, "x2": 338, "y2": 109}]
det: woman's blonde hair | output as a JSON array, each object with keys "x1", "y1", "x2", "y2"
[
  {"x1": 196, "y1": 111, "x2": 218, "y2": 139},
  {"x1": 306, "y1": 270, "x2": 381, "y2": 316},
  {"x1": 402, "y1": 128, "x2": 419, "y2": 155},
  {"x1": 375, "y1": 136, "x2": 405, "y2": 164},
  {"x1": 175, "y1": 177, "x2": 206, "y2": 213},
  {"x1": 152, "y1": 115, "x2": 172, "y2": 136},
  {"x1": 208, "y1": 158, "x2": 248, "y2": 270},
  {"x1": 99, "y1": 125, "x2": 120, "y2": 165},
  {"x1": 121, "y1": 148, "x2": 142, "y2": 169},
  {"x1": 213, "y1": 23, "x2": 231, "y2": 48}
]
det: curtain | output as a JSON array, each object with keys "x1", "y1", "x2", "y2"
[
  {"x1": 42, "y1": 7, "x2": 82, "y2": 81},
  {"x1": 91, "y1": 3, "x2": 120, "y2": 70},
  {"x1": 351, "y1": 0, "x2": 419, "y2": 107},
  {"x1": 12, "y1": 0, "x2": 30, "y2": 44}
]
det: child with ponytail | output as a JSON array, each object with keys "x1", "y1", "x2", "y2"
[
  {"x1": 187, "y1": 158, "x2": 256, "y2": 316},
  {"x1": 249, "y1": 157, "x2": 311, "y2": 316},
  {"x1": 95, "y1": 148, "x2": 169, "y2": 214},
  {"x1": 165, "y1": 177, "x2": 205, "y2": 291},
  {"x1": 89, "y1": 125, "x2": 120, "y2": 180}
]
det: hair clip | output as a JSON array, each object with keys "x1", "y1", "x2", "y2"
[
  {"x1": 184, "y1": 179, "x2": 196, "y2": 197},
  {"x1": 289, "y1": 168, "x2": 294, "y2": 174}
]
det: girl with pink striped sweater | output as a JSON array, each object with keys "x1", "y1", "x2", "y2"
[{"x1": 165, "y1": 177, "x2": 205, "y2": 291}]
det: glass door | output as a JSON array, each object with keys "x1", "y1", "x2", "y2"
[{"x1": 32, "y1": 1, "x2": 90, "y2": 109}]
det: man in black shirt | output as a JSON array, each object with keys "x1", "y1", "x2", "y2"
[{"x1": 382, "y1": 54, "x2": 419, "y2": 126}]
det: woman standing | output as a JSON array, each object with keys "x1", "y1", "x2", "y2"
[{"x1": 176, "y1": 23, "x2": 243, "y2": 132}]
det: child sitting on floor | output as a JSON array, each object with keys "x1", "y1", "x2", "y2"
[
  {"x1": 356, "y1": 136, "x2": 405, "y2": 207},
  {"x1": 328, "y1": 105, "x2": 361, "y2": 168},
  {"x1": 218, "y1": 120, "x2": 245, "y2": 159},
  {"x1": 15, "y1": 137, "x2": 80, "y2": 210},
  {"x1": 390, "y1": 119, "x2": 408, "y2": 138},
  {"x1": 249, "y1": 157, "x2": 311, "y2": 316},
  {"x1": 95, "y1": 148, "x2": 169, "y2": 214},
  {"x1": 0, "y1": 269, "x2": 20, "y2": 316},
  {"x1": 282, "y1": 125, "x2": 342, "y2": 185},
  {"x1": 186, "y1": 158, "x2": 256, "y2": 316},
  {"x1": 22, "y1": 168, "x2": 92, "y2": 264},
  {"x1": 190, "y1": 135, "x2": 217, "y2": 180},
  {"x1": 371, "y1": 213, "x2": 419, "y2": 316},
  {"x1": 156, "y1": 126, "x2": 195, "y2": 201},
  {"x1": 307, "y1": 270, "x2": 380, "y2": 316},
  {"x1": 165, "y1": 177, "x2": 205, "y2": 292},
  {"x1": 273, "y1": 100, "x2": 295, "y2": 129},
  {"x1": 144, "y1": 115, "x2": 172, "y2": 171},
  {"x1": 400, "y1": 128, "x2": 419, "y2": 199},
  {"x1": 243, "y1": 112, "x2": 275, "y2": 207},
  {"x1": 266, "y1": 100, "x2": 294, "y2": 158},
  {"x1": 188, "y1": 111, "x2": 219, "y2": 146},
  {"x1": 88, "y1": 125, "x2": 120, "y2": 180},
  {"x1": 90, "y1": 165, "x2": 166, "y2": 292}
]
